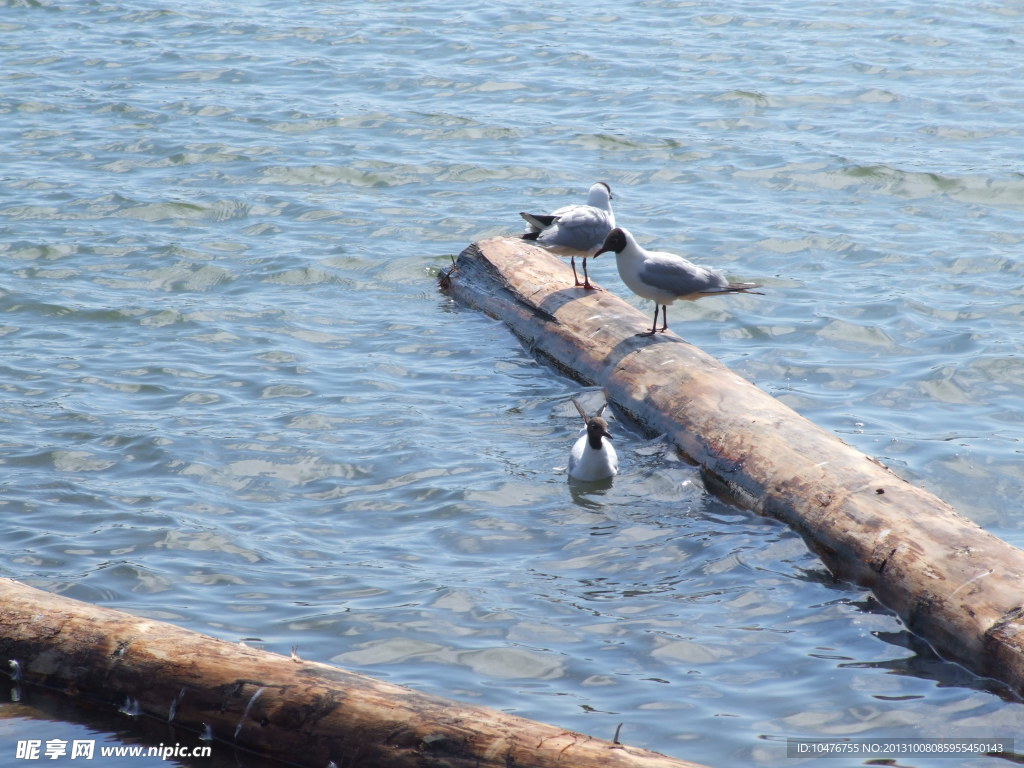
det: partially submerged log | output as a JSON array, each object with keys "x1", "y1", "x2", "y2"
[
  {"x1": 0, "y1": 578, "x2": 706, "y2": 768},
  {"x1": 443, "y1": 237, "x2": 1024, "y2": 696}
]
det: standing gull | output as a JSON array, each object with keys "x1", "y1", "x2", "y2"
[
  {"x1": 567, "y1": 398, "x2": 619, "y2": 482},
  {"x1": 594, "y1": 227, "x2": 762, "y2": 336},
  {"x1": 520, "y1": 182, "x2": 614, "y2": 289}
]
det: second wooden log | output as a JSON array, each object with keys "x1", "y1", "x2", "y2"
[{"x1": 0, "y1": 577, "x2": 705, "y2": 768}]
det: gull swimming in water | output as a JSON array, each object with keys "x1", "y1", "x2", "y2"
[
  {"x1": 594, "y1": 227, "x2": 762, "y2": 336},
  {"x1": 567, "y1": 398, "x2": 618, "y2": 482},
  {"x1": 520, "y1": 182, "x2": 614, "y2": 289}
]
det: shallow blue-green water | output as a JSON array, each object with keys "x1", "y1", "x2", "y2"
[{"x1": 1, "y1": 1, "x2": 1023, "y2": 766}]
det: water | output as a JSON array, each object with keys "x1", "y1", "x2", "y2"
[{"x1": 0, "y1": 1, "x2": 1022, "y2": 766}]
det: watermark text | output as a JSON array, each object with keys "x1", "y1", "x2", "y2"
[
  {"x1": 787, "y1": 738, "x2": 1013, "y2": 759},
  {"x1": 15, "y1": 739, "x2": 211, "y2": 761}
]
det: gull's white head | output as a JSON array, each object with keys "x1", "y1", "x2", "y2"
[{"x1": 586, "y1": 182, "x2": 613, "y2": 209}]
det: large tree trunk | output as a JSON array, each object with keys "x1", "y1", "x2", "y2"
[
  {"x1": 442, "y1": 237, "x2": 1024, "y2": 695},
  {"x1": 0, "y1": 578, "x2": 705, "y2": 768}
]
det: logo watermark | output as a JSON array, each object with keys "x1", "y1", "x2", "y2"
[{"x1": 15, "y1": 739, "x2": 212, "y2": 761}]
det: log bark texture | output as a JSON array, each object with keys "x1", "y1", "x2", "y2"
[
  {"x1": 0, "y1": 578, "x2": 705, "y2": 768},
  {"x1": 443, "y1": 237, "x2": 1024, "y2": 695}
]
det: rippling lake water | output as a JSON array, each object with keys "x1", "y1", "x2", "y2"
[{"x1": 1, "y1": 1, "x2": 1023, "y2": 766}]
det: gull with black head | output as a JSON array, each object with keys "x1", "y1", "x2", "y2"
[
  {"x1": 520, "y1": 182, "x2": 614, "y2": 289},
  {"x1": 595, "y1": 227, "x2": 762, "y2": 336},
  {"x1": 567, "y1": 398, "x2": 619, "y2": 482}
]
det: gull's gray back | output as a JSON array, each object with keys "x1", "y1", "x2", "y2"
[
  {"x1": 539, "y1": 205, "x2": 614, "y2": 254},
  {"x1": 640, "y1": 255, "x2": 729, "y2": 299}
]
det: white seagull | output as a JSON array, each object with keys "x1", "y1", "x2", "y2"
[
  {"x1": 594, "y1": 227, "x2": 762, "y2": 336},
  {"x1": 567, "y1": 398, "x2": 619, "y2": 482},
  {"x1": 520, "y1": 182, "x2": 615, "y2": 289}
]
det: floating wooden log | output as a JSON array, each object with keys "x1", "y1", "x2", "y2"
[
  {"x1": 0, "y1": 577, "x2": 706, "y2": 768},
  {"x1": 442, "y1": 236, "x2": 1024, "y2": 696}
]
